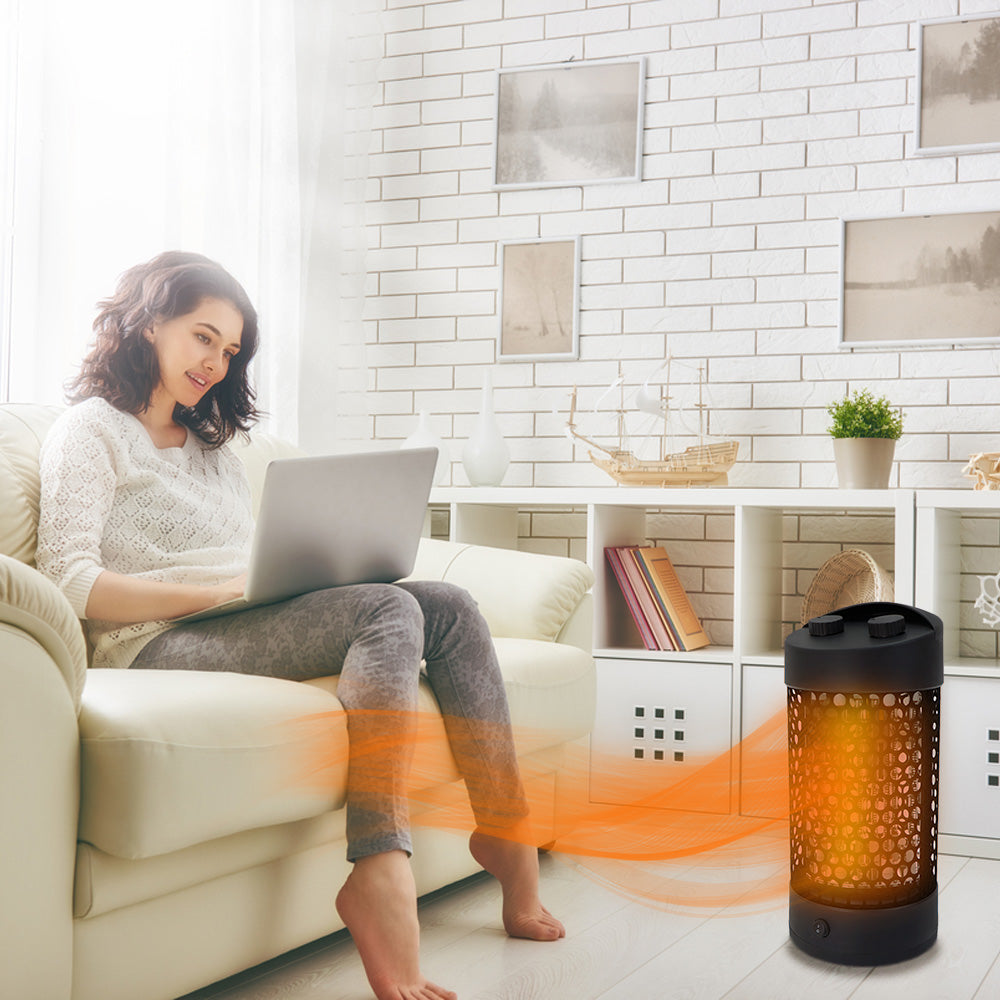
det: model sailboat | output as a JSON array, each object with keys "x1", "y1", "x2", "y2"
[{"x1": 566, "y1": 360, "x2": 738, "y2": 487}]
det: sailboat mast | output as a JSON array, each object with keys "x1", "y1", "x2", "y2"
[
  {"x1": 696, "y1": 363, "x2": 707, "y2": 445},
  {"x1": 661, "y1": 355, "x2": 670, "y2": 460},
  {"x1": 617, "y1": 361, "x2": 625, "y2": 451}
]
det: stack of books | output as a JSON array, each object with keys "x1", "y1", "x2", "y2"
[{"x1": 605, "y1": 545, "x2": 711, "y2": 652}]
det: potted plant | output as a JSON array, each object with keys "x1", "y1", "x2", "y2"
[{"x1": 827, "y1": 388, "x2": 903, "y2": 489}]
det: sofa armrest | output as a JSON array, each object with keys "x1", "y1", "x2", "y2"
[
  {"x1": 0, "y1": 563, "x2": 81, "y2": 999},
  {"x1": 0, "y1": 554, "x2": 88, "y2": 713},
  {"x1": 409, "y1": 538, "x2": 594, "y2": 645}
]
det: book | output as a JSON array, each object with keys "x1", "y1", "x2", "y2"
[
  {"x1": 605, "y1": 546, "x2": 659, "y2": 650},
  {"x1": 632, "y1": 546, "x2": 710, "y2": 651},
  {"x1": 628, "y1": 547, "x2": 682, "y2": 650},
  {"x1": 605, "y1": 545, "x2": 679, "y2": 651},
  {"x1": 618, "y1": 547, "x2": 677, "y2": 651}
]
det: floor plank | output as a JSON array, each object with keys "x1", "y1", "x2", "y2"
[
  {"x1": 178, "y1": 851, "x2": 1000, "y2": 1000},
  {"x1": 973, "y1": 953, "x2": 1000, "y2": 998},
  {"x1": 849, "y1": 856, "x2": 1000, "y2": 1000},
  {"x1": 593, "y1": 896, "x2": 789, "y2": 1000},
  {"x1": 721, "y1": 853, "x2": 971, "y2": 1000},
  {"x1": 449, "y1": 891, "x2": 712, "y2": 1000}
]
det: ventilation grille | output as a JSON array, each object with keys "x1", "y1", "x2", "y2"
[{"x1": 788, "y1": 686, "x2": 939, "y2": 908}]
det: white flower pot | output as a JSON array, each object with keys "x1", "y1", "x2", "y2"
[{"x1": 832, "y1": 437, "x2": 897, "y2": 489}]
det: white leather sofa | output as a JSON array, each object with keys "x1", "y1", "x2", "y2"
[{"x1": 0, "y1": 403, "x2": 596, "y2": 1000}]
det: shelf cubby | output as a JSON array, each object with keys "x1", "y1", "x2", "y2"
[
  {"x1": 917, "y1": 491, "x2": 1000, "y2": 672},
  {"x1": 588, "y1": 497, "x2": 736, "y2": 656}
]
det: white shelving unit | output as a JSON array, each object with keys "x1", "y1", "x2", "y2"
[
  {"x1": 428, "y1": 485, "x2": 1000, "y2": 859},
  {"x1": 916, "y1": 491, "x2": 1000, "y2": 859}
]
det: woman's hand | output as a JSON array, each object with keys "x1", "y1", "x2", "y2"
[
  {"x1": 85, "y1": 570, "x2": 247, "y2": 624},
  {"x1": 207, "y1": 573, "x2": 247, "y2": 608}
]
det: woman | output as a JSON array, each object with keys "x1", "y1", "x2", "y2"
[{"x1": 36, "y1": 251, "x2": 564, "y2": 1000}]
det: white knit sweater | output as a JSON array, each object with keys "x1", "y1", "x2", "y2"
[{"x1": 36, "y1": 397, "x2": 254, "y2": 669}]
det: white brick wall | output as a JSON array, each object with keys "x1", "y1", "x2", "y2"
[{"x1": 364, "y1": 0, "x2": 1000, "y2": 491}]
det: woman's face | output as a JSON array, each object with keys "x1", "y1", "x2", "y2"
[{"x1": 144, "y1": 297, "x2": 244, "y2": 409}]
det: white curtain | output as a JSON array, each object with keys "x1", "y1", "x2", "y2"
[
  {"x1": 0, "y1": 0, "x2": 378, "y2": 448},
  {"x1": 294, "y1": 0, "x2": 380, "y2": 454}
]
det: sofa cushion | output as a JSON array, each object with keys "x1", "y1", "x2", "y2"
[
  {"x1": 78, "y1": 670, "x2": 348, "y2": 860},
  {"x1": 409, "y1": 538, "x2": 595, "y2": 643},
  {"x1": 492, "y1": 636, "x2": 596, "y2": 747},
  {"x1": 74, "y1": 811, "x2": 346, "y2": 919},
  {"x1": 77, "y1": 639, "x2": 593, "y2": 863},
  {"x1": 303, "y1": 636, "x2": 596, "y2": 786}
]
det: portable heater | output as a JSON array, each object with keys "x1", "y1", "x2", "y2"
[{"x1": 784, "y1": 602, "x2": 943, "y2": 965}]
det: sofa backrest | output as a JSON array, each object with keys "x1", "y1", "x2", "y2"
[
  {"x1": 0, "y1": 403, "x2": 303, "y2": 564},
  {"x1": 0, "y1": 404, "x2": 63, "y2": 564}
]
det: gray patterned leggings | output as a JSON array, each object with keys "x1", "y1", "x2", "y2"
[{"x1": 131, "y1": 580, "x2": 529, "y2": 860}]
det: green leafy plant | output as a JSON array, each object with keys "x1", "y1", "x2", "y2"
[{"x1": 826, "y1": 389, "x2": 903, "y2": 440}]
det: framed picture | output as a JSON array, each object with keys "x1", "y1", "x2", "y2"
[
  {"x1": 839, "y1": 209, "x2": 1000, "y2": 348},
  {"x1": 917, "y1": 13, "x2": 1000, "y2": 154},
  {"x1": 498, "y1": 238, "x2": 580, "y2": 362},
  {"x1": 492, "y1": 58, "x2": 645, "y2": 189}
]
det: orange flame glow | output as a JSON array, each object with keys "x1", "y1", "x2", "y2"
[{"x1": 281, "y1": 706, "x2": 792, "y2": 914}]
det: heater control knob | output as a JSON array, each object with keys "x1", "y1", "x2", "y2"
[
  {"x1": 869, "y1": 613, "x2": 906, "y2": 639},
  {"x1": 808, "y1": 614, "x2": 844, "y2": 637},
  {"x1": 812, "y1": 919, "x2": 830, "y2": 939}
]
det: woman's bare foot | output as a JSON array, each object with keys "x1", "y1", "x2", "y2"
[
  {"x1": 335, "y1": 851, "x2": 457, "y2": 1000},
  {"x1": 469, "y1": 828, "x2": 565, "y2": 941}
]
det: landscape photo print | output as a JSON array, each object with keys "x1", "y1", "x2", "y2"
[
  {"x1": 918, "y1": 13, "x2": 1000, "y2": 152},
  {"x1": 493, "y1": 58, "x2": 645, "y2": 189},
  {"x1": 498, "y1": 238, "x2": 579, "y2": 361},
  {"x1": 840, "y1": 209, "x2": 1000, "y2": 347}
]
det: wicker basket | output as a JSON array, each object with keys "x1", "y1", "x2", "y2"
[{"x1": 799, "y1": 549, "x2": 895, "y2": 627}]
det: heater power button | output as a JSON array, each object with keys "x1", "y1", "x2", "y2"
[{"x1": 812, "y1": 919, "x2": 831, "y2": 939}]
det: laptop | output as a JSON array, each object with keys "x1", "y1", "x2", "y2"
[{"x1": 177, "y1": 446, "x2": 439, "y2": 623}]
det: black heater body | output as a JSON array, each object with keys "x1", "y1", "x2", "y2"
[{"x1": 784, "y1": 602, "x2": 943, "y2": 966}]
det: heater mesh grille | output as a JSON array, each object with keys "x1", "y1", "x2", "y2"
[{"x1": 787, "y1": 687, "x2": 939, "y2": 909}]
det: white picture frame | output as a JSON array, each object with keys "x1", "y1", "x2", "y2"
[
  {"x1": 917, "y1": 13, "x2": 1000, "y2": 155},
  {"x1": 839, "y1": 209, "x2": 1000, "y2": 348},
  {"x1": 498, "y1": 237, "x2": 580, "y2": 362},
  {"x1": 492, "y1": 58, "x2": 645, "y2": 190}
]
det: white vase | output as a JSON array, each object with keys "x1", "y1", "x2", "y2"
[
  {"x1": 462, "y1": 370, "x2": 509, "y2": 487},
  {"x1": 832, "y1": 437, "x2": 897, "y2": 489},
  {"x1": 402, "y1": 410, "x2": 448, "y2": 486}
]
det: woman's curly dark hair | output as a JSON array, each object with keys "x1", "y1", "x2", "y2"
[{"x1": 66, "y1": 251, "x2": 261, "y2": 447}]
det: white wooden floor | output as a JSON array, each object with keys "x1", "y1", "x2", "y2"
[{"x1": 178, "y1": 848, "x2": 1000, "y2": 1000}]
